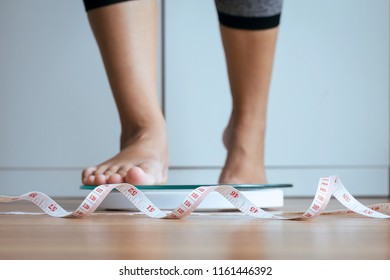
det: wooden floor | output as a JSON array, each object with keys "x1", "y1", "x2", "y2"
[{"x1": 0, "y1": 197, "x2": 389, "y2": 260}]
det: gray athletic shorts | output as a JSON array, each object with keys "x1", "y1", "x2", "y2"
[{"x1": 83, "y1": 0, "x2": 283, "y2": 30}]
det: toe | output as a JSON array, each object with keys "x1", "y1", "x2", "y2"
[
  {"x1": 82, "y1": 167, "x2": 96, "y2": 184},
  {"x1": 117, "y1": 165, "x2": 132, "y2": 179},
  {"x1": 125, "y1": 166, "x2": 156, "y2": 185},
  {"x1": 107, "y1": 174, "x2": 124, "y2": 184},
  {"x1": 94, "y1": 174, "x2": 107, "y2": 185},
  {"x1": 94, "y1": 165, "x2": 109, "y2": 175},
  {"x1": 138, "y1": 162, "x2": 166, "y2": 183},
  {"x1": 103, "y1": 165, "x2": 120, "y2": 177},
  {"x1": 86, "y1": 175, "x2": 96, "y2": 185}
]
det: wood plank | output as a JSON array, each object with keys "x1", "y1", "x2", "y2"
[{"x1": 0, "y1": 198, "x2": 389, "y2": 259}]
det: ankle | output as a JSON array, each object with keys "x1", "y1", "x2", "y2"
[
  {"x1": 231, "y1": 108, "x2": 267, "y2": 128},
  {"x1": 120, "y1": 115, "x2": 167, "y2": 149},
  {"x1": 223, "y1": 112, "x2": 266, "y2": 170},
  {"x1": 224, "y1": 112, "x2": 266, "y2": 141}
]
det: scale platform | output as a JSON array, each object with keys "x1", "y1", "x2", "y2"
[{"x1": 80, "y1": 183, "x2": 293, "y2": 210}]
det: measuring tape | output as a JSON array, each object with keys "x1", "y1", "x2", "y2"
[{"x1": 0, "y1": 176, "x2": 389, "y2": 220}]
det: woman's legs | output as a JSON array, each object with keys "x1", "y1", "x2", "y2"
[
  {"x1": 218, "y1": 26, "x2": 278, "y2": 184},
  {"x1": 216, "y1": 0, "x2": 282, "y2": 184},
  {"x1": 81, "y1": 0, "x2": 169, "y2": 185},
  {"x1": 81, "y1": 0, "x2": 280, "y2": 186}
]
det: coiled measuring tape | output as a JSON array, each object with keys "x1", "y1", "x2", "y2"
[{"x1": 0, "y1": 176, "x2": 389, "y2": 219}]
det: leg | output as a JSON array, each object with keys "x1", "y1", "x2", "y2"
[
  {"x1": 81, "y1": 0, "x2": 168, "y2": 185},
  {"x1": 216, "y1": 0, "x2": 282, "y2": 184}
]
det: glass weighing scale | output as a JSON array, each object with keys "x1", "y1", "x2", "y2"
[{"x1": 80, "y1": 183, "x2": 293, "y2": 210}]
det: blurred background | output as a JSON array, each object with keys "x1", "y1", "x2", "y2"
[{"x1": 0, "y1": 0, "x2": 389, "y2": 197}]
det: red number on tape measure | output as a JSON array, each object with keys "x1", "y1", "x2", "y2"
[
  {"x1": 128, "y1": 188, "x2": 138, "y2": 196},
  {"x1": 89, "y1": 195, "x2": 97, "y2": 201},
  {"x1": 312, "y1": 204, "x2": 320, "y2": 211},
  {"x1": 82, "y1": 203, "x2": 90, "y2": 210},
  {"x1": 184, "y1": 200, "x2": 191, "y2": 207},
  {"x1": 29, "y1": 193, "x2": 38, "y2": 198},
  {"x1": 48, "y1": 203, "x2": 57, "y2": 212},
  {"x1": 230, "y1": 191, "x2": 239, "y2": 198},
  {"x1": 177, "y1": 208, "x2": 184, "y2": 214},
  {"x1": 342, "y1": 193, "x2": 351, "y2": 202},
  {"x1": 95, "y1": 188, "x2": 104, "y2": 193},
  {"x1": 191, "y1": 193, "x2": 199, "y2": 199},
  {"x1": 76, "y1": 210, "x2": 84, "y2": 216},
  {"x1": 146, "y1": 205, "x2": 155, "y2": 212},
  {"x1": 363, "y1": 209, "x2": 373, "y2": 215},
  {"x1": 250, "y1": 207, "x2": 258, "y2": 213}
]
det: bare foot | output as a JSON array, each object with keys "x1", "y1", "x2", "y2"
[
  {"x1": 82, "y1": 120, "x2": 168, "y2": 186},
  {"x1": 219, "y1": 115, "x2": 267, "y2": 184}
]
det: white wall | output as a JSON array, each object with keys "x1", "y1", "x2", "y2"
[
  {"x1": 0, "y1": 0, "x2": 388, "y2": 197},
  {"x1": 0, "y1": 0, "x2": 124, "y2": 195}
]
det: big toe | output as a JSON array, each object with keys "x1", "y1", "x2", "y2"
[{"x1": 125, "y1": 166, "x2": 158, "y2": 185}]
